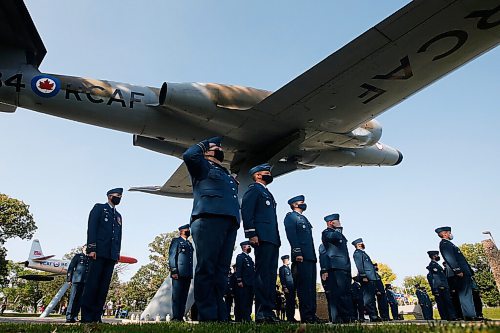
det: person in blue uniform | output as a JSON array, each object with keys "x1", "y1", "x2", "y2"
[
  {"x1": 234, "y1": 241, "x2": 255, "y2": 322},
  {"x1": 66, "y1": 245, "x2": 90, "y2": 323},
  {"x1": 283, "y1": 195, "x2": 319, "y2": 323},
  {"x1": 169, "y1": 224, "x2": 194, "y2": 321},
  {"x1": 278, "y1": 255, "x2": 297, "y2": 322},
  {"x1": 384, "y1": 284, "x2": 399, "y2": 320},
  {"x1": 373, "y1": 263, "x2": 390, "y2": 321},
  {"x1": 416, "y1": 285, "x2": 433, "y2": 320},
  {"x1": 436, "y1": 226, "x2": 478, "y2": 321},
  {"x1": 352, "y1": 238, "x2": 382, "y2": 322},
  {"x1": 426, "y1": 250, "x2": 457, "y2": 321},
  {"x1": 241, "y1": 163, "x2": 281, "y2": 323},
  {"x1": 81, "y1": 188, "x2": 123, "y2": 323},
  {"x1": 321, "y1": 213, "x2": 355, "y2": 323},
  {"x1": 224, "y1": 266, "x2": 236, "y2": 321},
  {"x1": 351, "y1": 278, "x2": 364, "y2": 322},
  {"x1": 183, "y1": 137, "x2": 240, "y2": 322}
]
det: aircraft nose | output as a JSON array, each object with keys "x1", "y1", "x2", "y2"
[{"x1": 394, "y1": 150, "x2": 403, "y2": 165}]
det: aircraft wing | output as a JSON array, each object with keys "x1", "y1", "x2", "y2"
[
  {"x1": 0, "y1": 0, "x2": 46, "y2": 68},
  {"x1": 31, "y1": 255, "x2": 55, "y2": 261},
  {"x1": 252, "y1": 0, "x2": 500, "y2": 134},
  {"x1": 129, "y1": 163, "x2": 193, "y2": 198}
]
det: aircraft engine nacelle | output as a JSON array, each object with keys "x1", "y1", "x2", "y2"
[
  {"x1": 304, "y1": 142, "x2": 403, "y2": 167},
  {"x1": 133, "y1": 135, "x2": 186, "y2": 158},
  {"x1": 158, "y1": 82, "x2": 271, "y2": 115},
  {"x1": 159, "y1": 82, "x2": 217, "y2": 116}
]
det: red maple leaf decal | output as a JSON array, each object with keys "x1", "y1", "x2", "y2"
[{"x1": 38, "y1": 79, "x2": 54, "y2": 90}]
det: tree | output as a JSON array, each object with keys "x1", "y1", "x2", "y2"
[
  {"x1": 120, "y1": 230, "x2": 179, "y2": 311},
  {"x1": 0, "y1": 194, "x2": 37, "y2": 286},
  {"x1": 1, "y1": 262, "x2": 44, "y2": 312},
  {"x1": 460, "y1": 243, "x2": 500, "y2": 306},
  {"x1": 376, "y1": 262, "x2": 397, "y2": 285}
]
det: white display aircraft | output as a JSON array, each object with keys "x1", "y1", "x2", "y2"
[
  {"x1": 0, "y1": 0, "x2": 498, "y2": 197},
  {"x1": 20, "y1": 239, "x2": 137, "y2": 281}
]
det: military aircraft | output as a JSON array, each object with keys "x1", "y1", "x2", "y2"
[
  {"x1": 0, "y1": 0, "x2": 498, "y2": 198},
  {"x1": 20, "y1": 239, "x2": 137, "y2": 281}
]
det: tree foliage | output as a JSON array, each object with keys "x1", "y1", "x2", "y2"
[
  {"x1": 460, "y1": 242, "x2": 500, "y2": 306},
  {"x1": 0, "y1": 194, "x2": 37, "y2": 286},
  {"x1": 377, "y1": 262, "x2": 397, "y2": 285}
]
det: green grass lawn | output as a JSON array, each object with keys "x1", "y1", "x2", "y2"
[{"x1": 0, "y1": 322, "x2": 499, "y2": 333}]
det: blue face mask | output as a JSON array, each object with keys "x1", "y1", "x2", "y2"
[{"x1": 297, "y1": 203, "x2": 307, "y2": 211}]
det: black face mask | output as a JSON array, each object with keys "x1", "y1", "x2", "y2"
[
  {"x1": 360, "y1": 244, "x2": 366, "y2": 250},
  {"x1": 184, "y1": 231, "x2": 191, "y2": 237},
  {"x1": 245, "y1": 247, "x2": 252, "y2": 254},
  {"x1": 213, "y1": 150, "x2": 224, "y2": 163},
  {"x1": 261, "y1": 174, "x2": 273, "y2": 185},
  {"x1": 435, "y1": 256, "x2": 440, "y2": 261},
  {"x1": 297, "y1": 203, "x2": 307, "y2": 211},
  {"x1": 111, "y1": 196, "x2": 121, "y2": 205}
]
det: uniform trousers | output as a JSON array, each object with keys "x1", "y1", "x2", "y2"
[
  {"x1": 292, "y1": 260, "x2": 317, "y2": 321},
  {"x1": 456, "y1": 275, "x2": 476, "y2": 318},
  {"x1": 191, "y1": 216, "x2": 237, "y2": 321},
  {"x1": 66, "y1": 282, "x2": 85, "y2": 320},
  {"x1": 81, "y1": 257, "x2": 115, "y2": 323},
  {"x1": 434, "y1": 288, "x2": 456, "y2": 320},
  {"x1": 172, "y1": 277, "x2": 192, "y2": 320},
  {"x1": 254, "y1": 241, "x2": 279, "y2": 319},
  {"x1": 326, "y1": 269, "x2": 355, "y2": 322},
  {"x1": 360, "y1": 280, "x2": 378, "y2": 320},
  {"x1": 284, "y1": 286, "x2": 296, "y2": 321}
]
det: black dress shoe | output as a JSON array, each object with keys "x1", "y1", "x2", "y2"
[
  {"x1": 370, "y1": 317, "x2": 383, "y2": 322},
  {"x1": 256, "y1": 316, "x2": 281, "y2": 324},
  {"x1": 65, "y1": 319, "x2": 76, "y2": 323}
]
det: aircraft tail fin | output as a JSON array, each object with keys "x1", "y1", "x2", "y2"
[
  {"x1": 0, "y1": 0, "x2": 46, "y2": 68},
  {"x1": 28, "y1": 239, "x2": 44, "y2": 260}
]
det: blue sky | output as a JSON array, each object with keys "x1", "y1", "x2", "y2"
[{"x1": 1, "y1": 1, "x2": 499, "y2": 285}]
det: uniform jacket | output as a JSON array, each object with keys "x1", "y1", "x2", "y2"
[
  {"x1": 86, "y1": 203, "x2": 122, "y2": 261},
  {"x1": 284, "y1": 211, "x2": 316, "y2": 262},
  {"x1": 225, "y1": 272, "x2": 235, "y2": 296},
  {"x1": 416, "y1": 289, "x2": 431, "y2": 306},
  {"x1": 279, "y1": 264, "x2": 294, "y2": 290},
  {"x1": 439, "y1": 239, "x2": 473, "y2": 276},
  {"x1": 241, "y1": 183, "x2": 280, "y2": 246},
  {"x1": 353, "y1": 249, "x2": 378, "y2": 281},
  {"x1": 351, "y1": 281, "x2": 362, "y2": 300},
  {"x1": 168, "y1": 236, "x2": 194, "y2": 278},
  {"x1": 66, "y1": 253, "x2": 89, "y2": 283},
  {"x1": 386, "y1": 288, "x2": 397, "y2": 304},
  {"x1": 183, "y1": 140, "x2": 240, "y2": 223},
  {"x1": 235, "y1": 252, "x2": 255, "y2": 286},
  {"x1": 321, "y1": 227, "x2": 351, "y2": 272},
  {"x1": 374, "y1": 272, "x2": 386, "y2": 294},
  {"x1": 426, "y1": 260, "x2": 449, "y2": 294}
]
